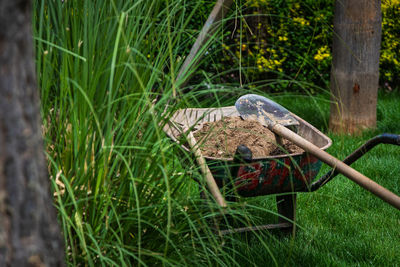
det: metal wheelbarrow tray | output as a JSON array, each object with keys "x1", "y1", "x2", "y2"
[
  {"x1": 164, "y1": 106, "x2": 331, "y2": 232},
  {"x1": 164, "y1": 106, "x2": 400, "y2": 233},
  {"x1": 164, "y1": 106, "x2": 332, "y2": 196}
]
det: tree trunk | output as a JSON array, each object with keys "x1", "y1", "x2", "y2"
[
  {"x1": 329, "y1": 0, "x2": 382, "y2": 134},
  {"x1": 0, "y1": 1, "x2": 65, "y2": 266}
]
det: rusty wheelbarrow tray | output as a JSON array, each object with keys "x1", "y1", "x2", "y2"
[
  {"x1": 164, "y1": 106, "x2": 331, "y2": 194},
  {"x1": 164, "y1": 106, "x2": 328, "y2": 233},
  {"x1": 163, "y1": 106, "x2": 400, "y2": 234}
]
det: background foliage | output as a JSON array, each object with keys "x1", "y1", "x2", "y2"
[
  {"x1": 381, "y1": 0, "x2": 400, "y2": 88},
  {"x1": 193, "y1": 0, "x2": 400, "y2": 93}
]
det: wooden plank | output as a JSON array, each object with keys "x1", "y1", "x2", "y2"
[{"x1": 176, "y1": 0, "x2": 234, "y2": 88}]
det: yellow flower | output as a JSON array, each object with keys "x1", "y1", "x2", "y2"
[
  {"x1": 278, "y1": 36, "x2": 288, "y2": 41},
  {"x1": 222, "y1": 43, "x2": 230, "y2": 50},
  {"x1": 293, "y1": 17, "x2": 310, "y2": 26},
  {"x1": 314, "y1": 46, "x2": 331, "y2": 61}
]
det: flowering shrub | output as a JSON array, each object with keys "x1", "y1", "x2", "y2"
[
  {"x1": 219, "y1": 0, "x2": 333, "y2": 92},
  {"x1": 215, "y1": 0, "x2": 400, "y2": 92},
  {"x1": 381, "y1": 0, "x2": 400, "y2": 87}
]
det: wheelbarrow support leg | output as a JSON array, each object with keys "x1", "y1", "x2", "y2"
[{"x1": 276, "y1": 194, "x2": 297, "y2": 232}]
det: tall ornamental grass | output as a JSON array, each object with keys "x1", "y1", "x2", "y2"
[{"x1": 34, "y1": 0, "x2": 279, "y2": 266}]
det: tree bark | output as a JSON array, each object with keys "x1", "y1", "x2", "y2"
[
  {"x1": 329, "y1": 0, "x2": 382, "y2": 134},
  {"x1": 0, "y1": 1, "x2": 65, "y2": 266}
]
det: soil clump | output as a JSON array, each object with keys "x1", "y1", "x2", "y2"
[{"x1": 193, "y1": 116, "x2": 303, "y2": 159}]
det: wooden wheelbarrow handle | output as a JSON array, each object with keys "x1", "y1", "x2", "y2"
[
  {"x1": 186, "y1": 131, "x2": 227, "y2": 208},
  {"x1": 273, "y1": 124, "x2": 400, "y2": 210}
]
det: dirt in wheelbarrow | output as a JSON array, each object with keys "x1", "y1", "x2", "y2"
[{"x1": 193, "y1": 116, "x2": 303, "y2": 159}]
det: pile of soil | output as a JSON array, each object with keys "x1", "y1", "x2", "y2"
[{"x1": 193, "y1": 116, "x2": 303, "y2": 159}]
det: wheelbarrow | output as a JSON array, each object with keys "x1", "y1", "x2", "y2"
[
  {"x1": 164, "y1": 0, "x2": 400, "y2": 233},
  {"x1": 163, "y1": 105, "x2": 400, "y2": 234}
]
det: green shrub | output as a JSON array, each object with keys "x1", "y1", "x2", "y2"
[
  {"x1": 196, "y1": 0, "x2": 400, "y2": 92},
  {"x1": 381, "y1": 0, "x2": 400, "y2": 87},
  {"x1": 220, "y1": 0, "x2": 334, "y2": 93}
]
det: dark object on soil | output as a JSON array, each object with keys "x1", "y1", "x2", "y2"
[{"x1": 234, "y1": 145, "x2": 253, "y2": 163}]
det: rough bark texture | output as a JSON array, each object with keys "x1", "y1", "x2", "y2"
[
  {"x1": 0, "y1": 1, "x2": 65, "y2": 266},
  {"x1": 329, "y1": 0, "x2": 382, "y2": 134}
]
